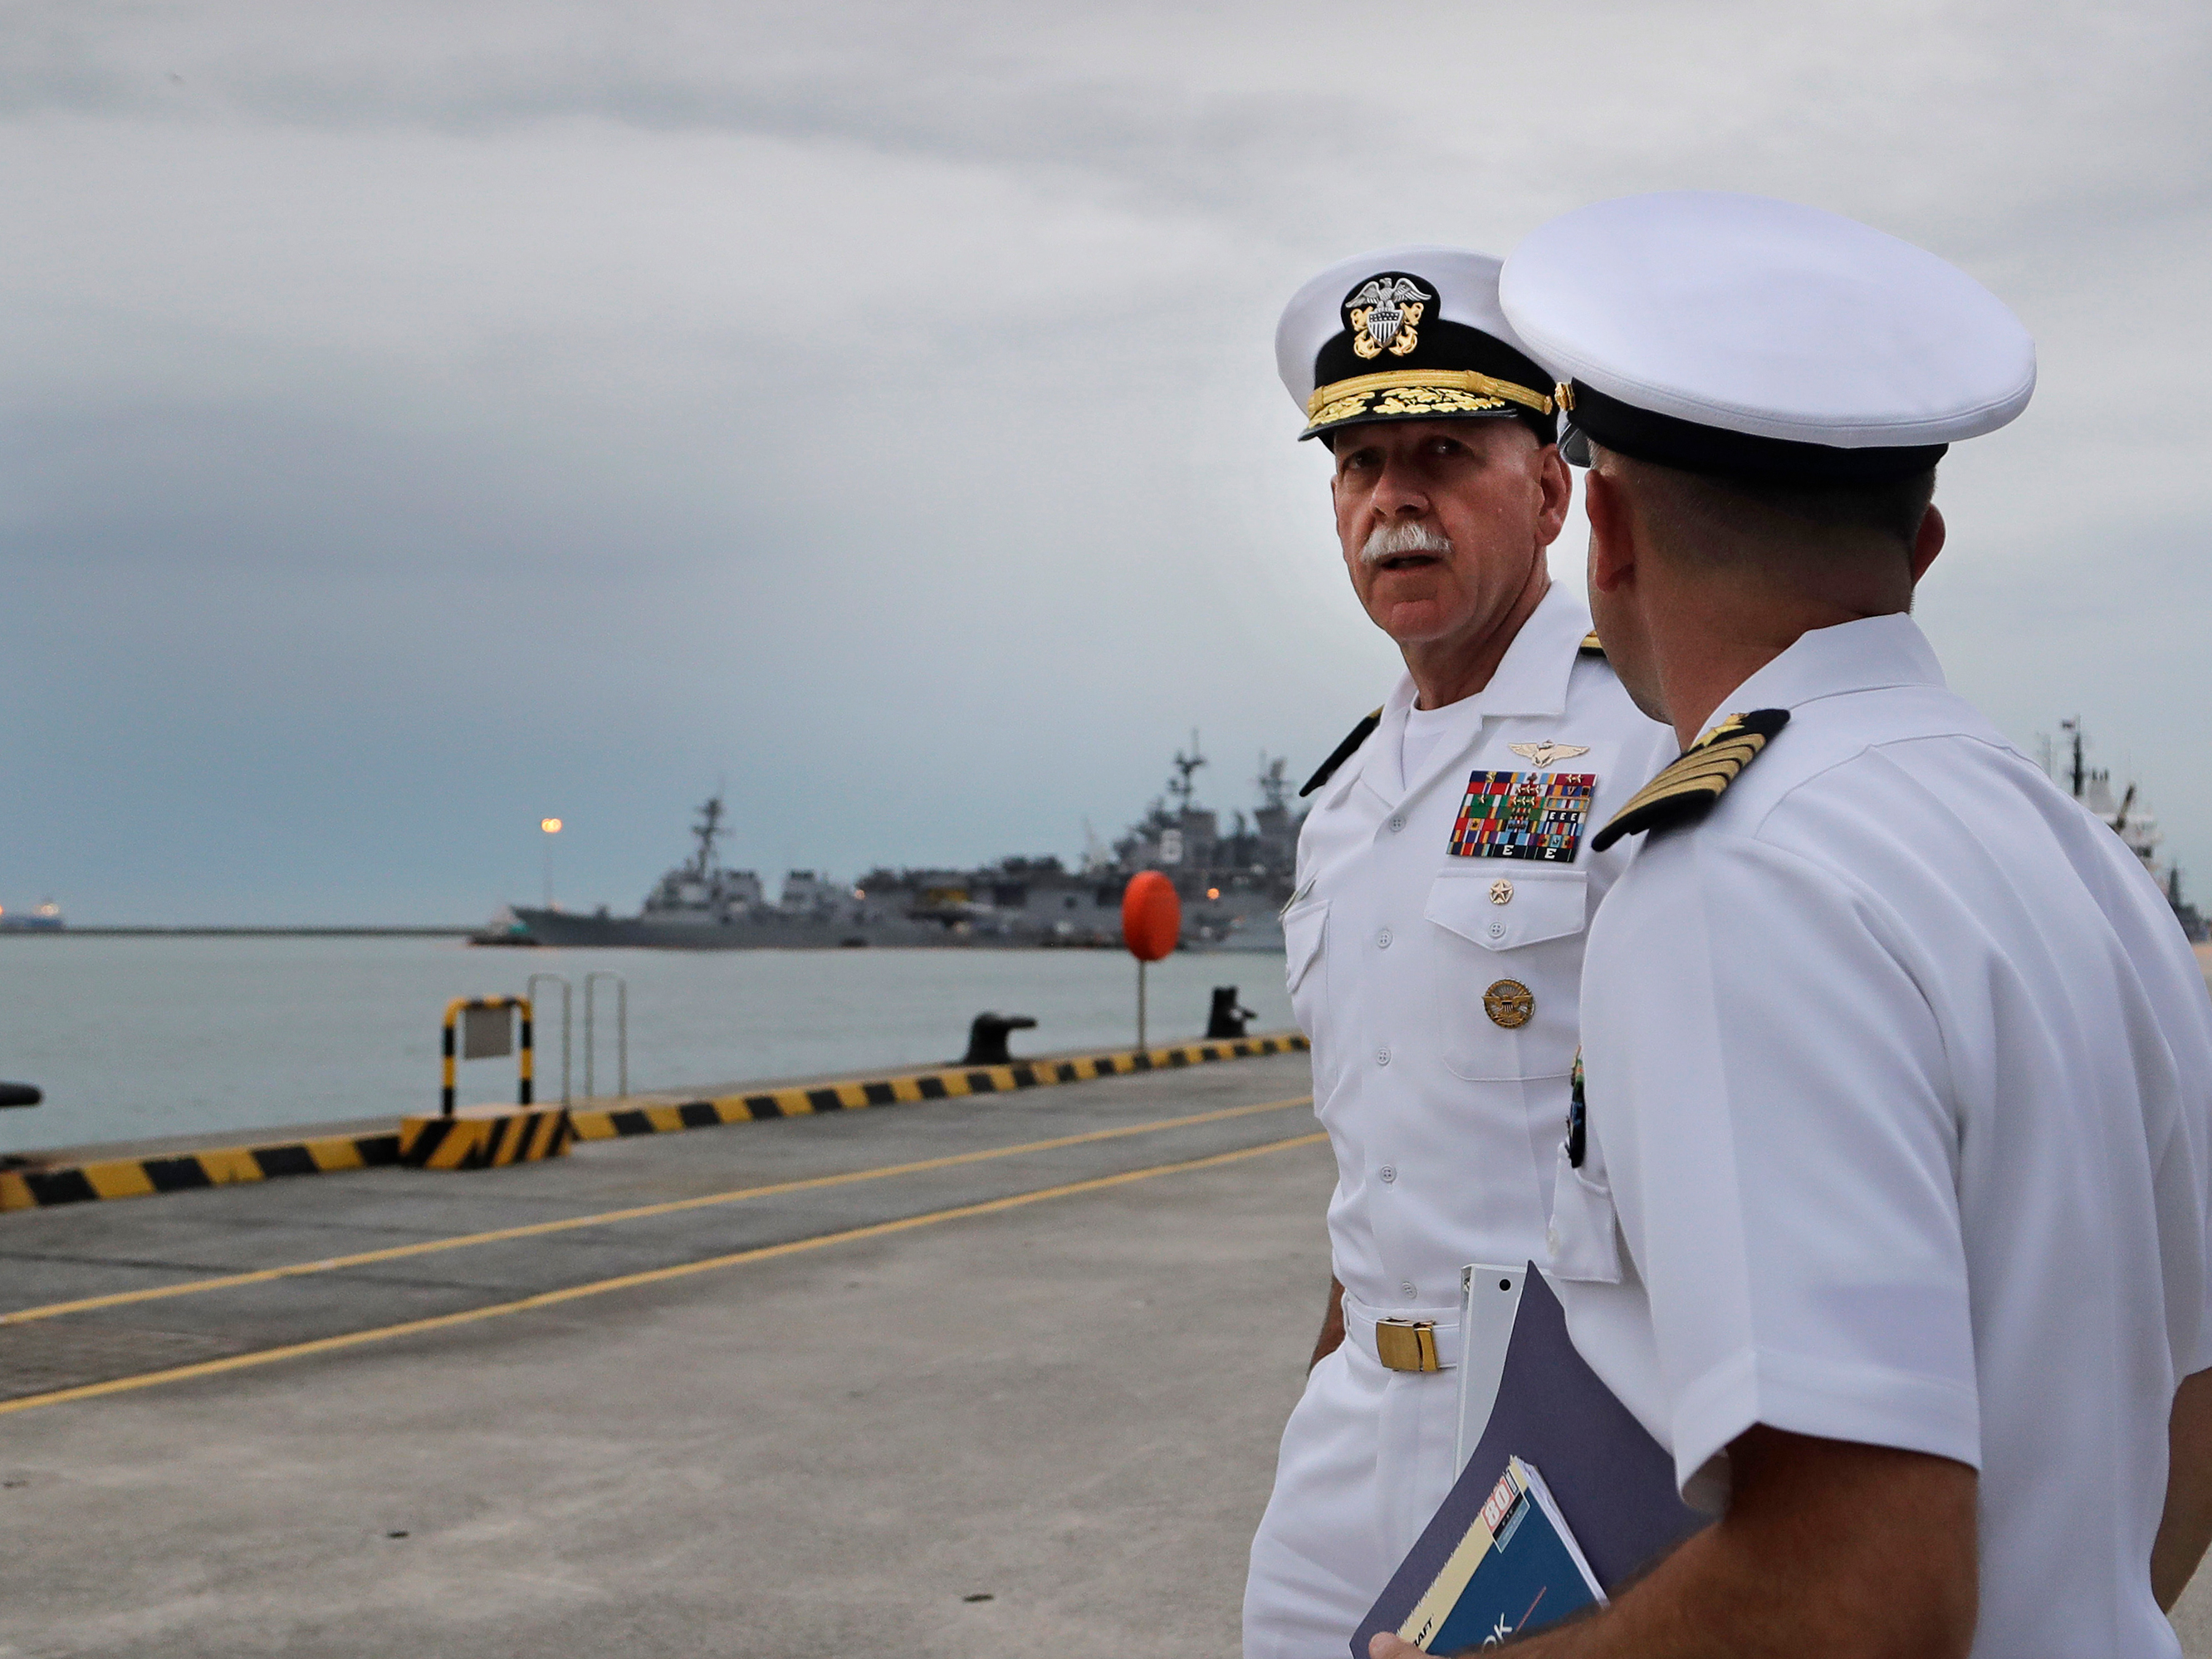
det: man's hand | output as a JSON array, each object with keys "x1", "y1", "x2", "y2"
[
  {"x1": 1368, "y1": 1428, "x2": 1976, "y2": 1657},
  {"x1": 1310, "y1": 1276, "x2": 1347, "y2": 1373},
  {"x1": 2155, "y1": 1367, "x2": 2212, "y2": 1608}
]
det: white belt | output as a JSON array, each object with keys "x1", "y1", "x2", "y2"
[{"x1": 1342, "y1": 1291, "x2": 1463, "y2": 1373}]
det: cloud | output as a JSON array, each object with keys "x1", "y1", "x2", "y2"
[{"x1": 1, "y1": 0, "x2": 2207, "y2": 920}]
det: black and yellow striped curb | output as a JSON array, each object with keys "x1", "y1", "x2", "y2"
[
  {"x1": 399, "y1": 1106, "x2": 574, "y2": 1171},
  {"x1": 0, "y1": 1030, "x2": 1309, "y2": 1212},
  {"x1": 0, "y1": 1129, "x2": 401, "y2": 1212},
  {"x1": 563, "y1": 1032, "x2": 1309, "y2": 1141}
]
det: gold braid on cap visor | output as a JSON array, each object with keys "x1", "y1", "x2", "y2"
[{"x1": 1304, "y1": 368, "x2": 1556, "y2": 432}]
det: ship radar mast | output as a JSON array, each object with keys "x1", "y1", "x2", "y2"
[
  {"x1": 1255, "y1": 753, "x2": 1291, "y2": 813},
  {"x1": 2048, "y1": 719, "x2": 2164, "y2": 874},
  {"x1": 1168, "y1": 731, "x2": 1207, "y2": 808},
  {"x1": 688, "y1": 795, "x2": 726, "y2": 878},
  {"x1": 1079, "y1": 817, "x2": 1113, "y2": 874}
]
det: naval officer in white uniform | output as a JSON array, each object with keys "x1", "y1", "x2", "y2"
[
  {"x1": 1245, "y1": 248, "x2": 1674, "y2": 1658},
  {"x1": 1373, "y1": 193, "x2": 2212, "y2": 1656}
]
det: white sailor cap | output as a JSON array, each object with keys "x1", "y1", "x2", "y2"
[
  {"x1": 1498, "y1": 192, "x2": 2036, "y2": 481},
  {"x1": 1275, "y1": 246, "x2": 1558, "y2": 443}
]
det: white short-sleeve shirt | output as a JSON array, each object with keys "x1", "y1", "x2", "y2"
[
  {"x1": 1553, "y1": 614, "x2": 2212, "y2": 1657},
  {"x1": 1287, "y1": 582, "x2": 1675, "y2": 1324}
]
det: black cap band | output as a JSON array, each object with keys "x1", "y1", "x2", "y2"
[{"x1": 1563, "y1": 379, "x2": 1946, "y2": 482}]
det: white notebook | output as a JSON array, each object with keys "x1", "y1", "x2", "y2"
[{"x1": 1453, "y1": 1262, "x2": 1528, "y2": 1471}]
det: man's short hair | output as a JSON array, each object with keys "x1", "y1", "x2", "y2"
[{"x1": 1599, "y1": 446, "x2": 1936, "y2": 565}]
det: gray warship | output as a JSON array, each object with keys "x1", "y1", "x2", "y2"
[
  {"x1": 2050, "y1": 717, "x2": 2208, "y2": 942},
  {"x1": 504, "y1": 739, "x2": 1304, "y2": 952}
]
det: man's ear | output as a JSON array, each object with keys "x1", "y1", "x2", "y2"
[
  {"x1": 1909, "y1": 502, "x2": 1946, "y2": 585},
  {"x1": 1532, "y1": 442, "x2": 1573, "y2": 550},
  {"x1": 1585, "y1": 463, "x2": 1637, "y2": 595}
]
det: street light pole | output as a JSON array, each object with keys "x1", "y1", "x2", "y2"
[{"x1": 541, "y1": 817, "x2": 562, "y2": 910}]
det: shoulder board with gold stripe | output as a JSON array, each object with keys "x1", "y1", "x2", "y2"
[
  {"x1": 1578, "y1": 630, "x2": 1606, "y2": 658},
  {"x1": 1299, "y1": 708, "x2": 1384, "y2": 799},
  {"x1": 1588, "y1": 708, "x2": 1791, "y2": 852}
]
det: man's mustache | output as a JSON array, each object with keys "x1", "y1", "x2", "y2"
[{"x1": 1360, "y1": 521, "x2": 1452, "y2": 567}]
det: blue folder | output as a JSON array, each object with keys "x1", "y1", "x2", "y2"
[{"x1": 1351, "y1": 1266, "x2": 1708, "y2": 1655}]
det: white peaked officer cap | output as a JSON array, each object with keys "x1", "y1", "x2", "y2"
[
  {"x1": 1276, "y1": 245, "x2": 1559, "y2": 444},
  {"x1": 1498, "y1": 193, "x2": 2037, "y2": 480}
]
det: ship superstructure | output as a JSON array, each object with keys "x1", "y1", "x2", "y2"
[
  {"x1": 2048, "y1": 718, "x2": 2206, "y2": 942},
  {"x1": 639, "y1": 797, "x2": 766, "y2": 921}
]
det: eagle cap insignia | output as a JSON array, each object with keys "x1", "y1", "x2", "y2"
[
  {"x1": 1347, "y1": 274, "x2": 1431, "y2": 360},
  {"x1": 1508, "y1": 741, "x2": 1592, "y2": 766}
]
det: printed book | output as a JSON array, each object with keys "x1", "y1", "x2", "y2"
[{"x1": 1395, "y1": 1456, "x2": 1603, "y2": 1652}]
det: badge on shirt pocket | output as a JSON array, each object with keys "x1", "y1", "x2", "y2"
[
  {"x1": 1423, "y1": 869, "x2": 1588, "y2": 1081},
  {"x1": 1548, "y1": 1050, "x2": 1622, "y2": 1285},
  {"x1": 1447, "y1": 771, "x2": 1597, "y2": 863}
]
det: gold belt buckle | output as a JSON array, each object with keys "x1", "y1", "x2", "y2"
[{"x1": 1373, "y1": 1318, "x2": 1441, "y2": 1373}]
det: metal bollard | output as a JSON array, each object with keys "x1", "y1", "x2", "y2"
[
  {"x1": 1206, "y1": 986, "x2": 1258, "y2": 1040},
  {"x1": 960, "y1": 1012, "x2": 1037, "y2": 1066}
]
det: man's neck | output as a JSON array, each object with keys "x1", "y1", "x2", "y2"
[
  {"x1": 1401, "y1": 569, "x2": 1551, "y2": 711},
  {"x1": 1655, "y1": 595, "x2": 1902, "y2": 748}
]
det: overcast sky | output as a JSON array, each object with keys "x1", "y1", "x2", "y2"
[{"x1": 2, "y1": 0, "x2": 2206, "y2": 923}]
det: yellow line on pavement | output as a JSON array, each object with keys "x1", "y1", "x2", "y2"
[
  {"x1": 0, "y1": 1094, "x2": 1314, "y2": 1327},
  {"x1": 0, "y1": 1131, "x2": 1329, "y2": 1417}
]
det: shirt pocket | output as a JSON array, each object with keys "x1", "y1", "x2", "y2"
[
  {"x1": 1423, "y1": 868, "x2": 1588, "y2": 1080},
  {"x1": 1282, "y1": 897, "x2": 1329, "y2": 1040},
  {"x1": 1546, "y1": 1143, "x2": 1623, "y2": 1285}
]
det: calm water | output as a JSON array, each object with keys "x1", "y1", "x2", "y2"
[{"x1": 0, "y1": 938, "x2": 1294, "y2": 1156}]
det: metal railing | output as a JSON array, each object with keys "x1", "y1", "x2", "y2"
[
  {"x1": 526, "y1": 973, "x2": 573, "y2": 1105},
  {"x1": 584, "y1": 971, "x2": 628, "y2": 1099}
]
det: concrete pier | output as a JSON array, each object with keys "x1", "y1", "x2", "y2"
[
  {"x1": 2, "y1": 1045, "x2": 2210, "y2": 1655},
  {"x1": 0, "y1": 1050, "x2": 1329, "y2": 1656}
]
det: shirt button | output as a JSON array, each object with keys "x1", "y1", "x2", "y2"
[
  {"x1": 1487, "y1": 922, "x2": 1505, "y2": 939},
  {"x1": 1377, "y1": 927, "x2": 1393, "y2": 949},
  {"x1": 1375, "y1": 1046, "x2": 1391, "y2": 1066},
  {"x1": 1388, "y1": 815, "x2": 1406, "y2": 832},
  {"x1": 1399, "y1": 1280, "x2": 1418, "y2": 1300},
  {"x1": 1379, "y1": 1164, "x2": 1397, "y2": 1184}
]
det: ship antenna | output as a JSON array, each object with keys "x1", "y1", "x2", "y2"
[
  {"x1": 692, "y1": 794, "x2": 725, "y2": 878},
  {"x1": 1256, "y1": 751, "x2": 1290, "y2": 812},
  {"x1": 2062, "y1": 716, "x2": 2085, "y2": 799},
  {"x1": 1168, "y1": 729, "x2": 1207, "y2": 807}
]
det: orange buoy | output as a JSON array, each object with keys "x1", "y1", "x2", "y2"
[{"x1": 1121, "y1": 871, "x2": 1182, "y2": 962}]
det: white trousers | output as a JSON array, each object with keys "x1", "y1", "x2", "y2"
[{"x1": 1242, "y1": 1341, "x2": 1459, "y2": 1659}]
